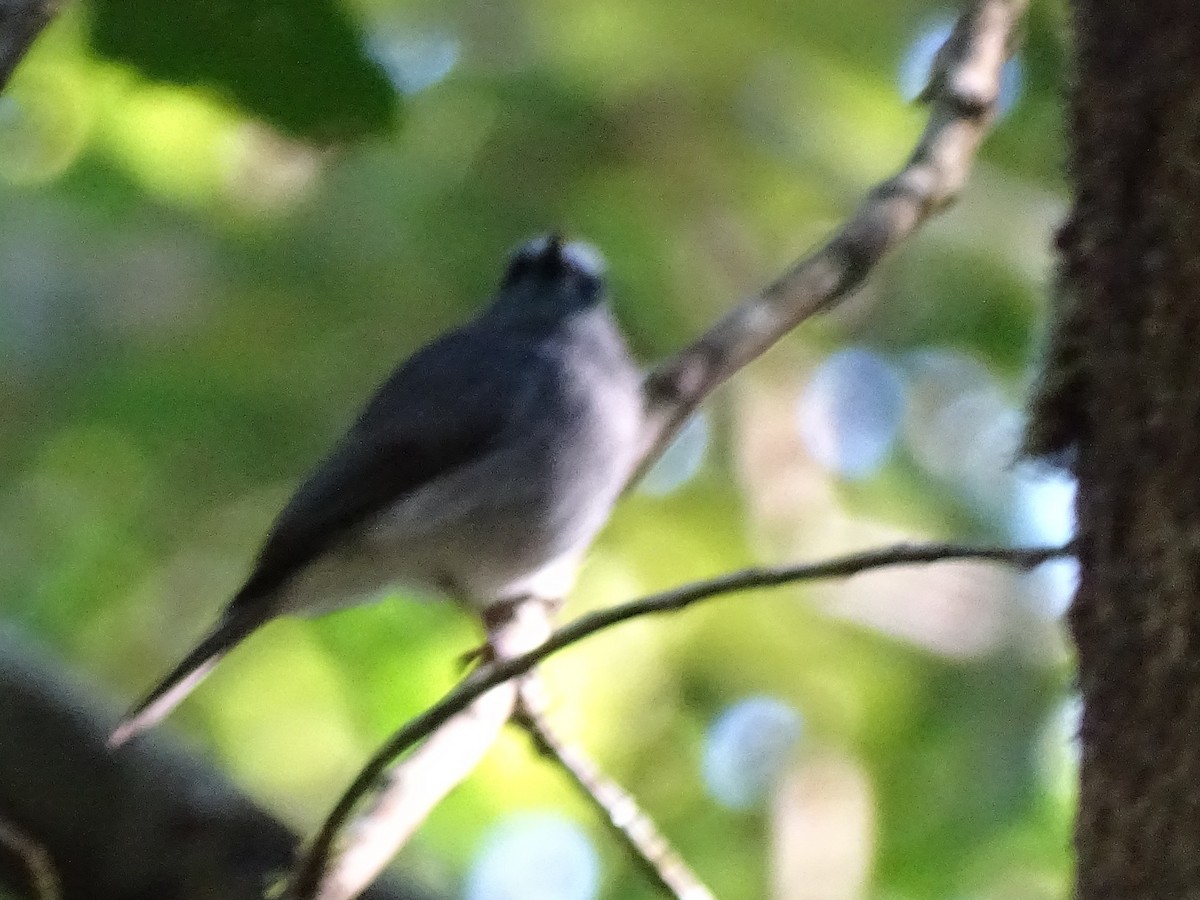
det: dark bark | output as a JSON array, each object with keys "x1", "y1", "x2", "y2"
[
  {"x1": 0, "y1": 0, "x2": 56, "y2": 90},
  {"x1": 0, "y1": 629, "x2": 437, "y2": 900},
  {"x1": 1030, "y1": 3, "x2": 1200, "y2": 897}
]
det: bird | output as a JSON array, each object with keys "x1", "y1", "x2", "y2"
[{"x1": 109, "y1": 234, "x2": 644, "y2": 748}]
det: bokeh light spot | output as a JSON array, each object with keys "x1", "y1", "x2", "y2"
[
  {"x1": 902, "y1": 347, "x2": 1018, "y2": 508},
  {"x1": 898, "y1": 16, "x2": 1024, "y2": 118},
  {"x1": 639, "y1": 411, "x2": 709, "y2": 496},
  {"x1": 0, "y1": 67, "x2": 91, "y2": 184},
  {"x1": 1011, "y1": 465, "x2": 1077, "y2": 548},
  {"x1": 798, "y1": 348, "x2": 904, "y2": 480},
  {"x1": 1013, "y1": 465, "x2": 1079, "y2": 618},
  {"x1": 466, "y1": 812, "x2": 600, "y2": 900},
  {"x1": 1038, "y1": 694, "x2": 1081, "y2": 808},
  {"x1": 102, "y1": 83, "x2": 239, "y2": 207},
  {"x1": 703, "y1": 696, "x2": 803, "y2": 810},
  {"x1": 368, "y1": 31, "x2": 460, "y2": 95}
]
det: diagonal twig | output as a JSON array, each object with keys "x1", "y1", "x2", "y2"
[
  {"x1": 292, "y1": 540, "x2": 1071, "y2": 897},
  {"x1": 633, "y1": 0, "x2": 1028, "y2": 477},
  {"x1": 287, "y1": 601, "x2": 555, "y2": 900},
  {"x1": 514, "y1": 678, "x2": 714, "y2": 900},
  {"x1": 299, "y1": 680, "x2": 519, "y2": 900}
]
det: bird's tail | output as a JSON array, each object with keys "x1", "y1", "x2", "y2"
[{"x1": 108, "y1": 603, "x2": 266, "y2": 749}]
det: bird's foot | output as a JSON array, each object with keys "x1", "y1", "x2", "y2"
[{"x1": 456, "y1": 642, "x2": 492, "y2": 671}]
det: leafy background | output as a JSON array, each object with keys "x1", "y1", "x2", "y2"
[{"x1": 0, "y1": 0, "x2": 1074, "y2": 897}]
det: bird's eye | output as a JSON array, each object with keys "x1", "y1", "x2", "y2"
[
  {"x1": 576, "y1": 270, "x2": 604, "y2": 300},
  {"x1": 501, "y1": 252, "x2": 535, "y2": 288}
]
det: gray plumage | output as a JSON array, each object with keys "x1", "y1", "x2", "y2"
[{"x1": 110, "y1": 235, "x2": 643, "y2": 747}]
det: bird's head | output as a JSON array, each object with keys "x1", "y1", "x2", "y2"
[{"x1": 491, "y1": 234, "x2": 608, "y2": 321}]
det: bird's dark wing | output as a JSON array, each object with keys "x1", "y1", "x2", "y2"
[{"x1": 235, "y1": 327, "x2": 535, "y2": 602}]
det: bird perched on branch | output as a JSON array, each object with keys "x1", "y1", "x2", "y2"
[{"x1": 110, "y1": 235, "x2": 643, "y2": 748}]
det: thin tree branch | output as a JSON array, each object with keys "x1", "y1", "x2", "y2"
[
  {"x1": 0, "y1": 0, "x2": 57, "y2": 91},
  {"x1": 303, "y1": 681, "x2": 519, "y2": 900},
  {"x1": 0, "y1": 814, "x2": 60, "y2": 900},
  {"x1": 293, "y1": 540, "x2": 1071, "y2": 896},
  {"x1": 514, "y1": 678, "x2": 714, "y2": 900},
  {"x1": 288, "y1": 602, "x2": 555, "y2": 900},
  {"x1": 633, "y1": 0, "x2": 1028, "y2": 476}
]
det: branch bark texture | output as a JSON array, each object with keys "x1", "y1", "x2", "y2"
[
  {"x1": 289, "y1": 601, "x2": 554, "y2": 900},
  {"x1": 293, "y1": 542, "x2": 1069, "y2": 897},
  {"x1": 636, "y1": 0, "x2": 1027, "y2": 473},
  {"x1": 1031, "y1": 3, "x2": 1200, "y2": 897},
  {"x1": 515, "y1": 680, "x2": 714, "y2": 900},
  {"x1": 0, "y1": 629, "x2": 435, "y2": 900}
]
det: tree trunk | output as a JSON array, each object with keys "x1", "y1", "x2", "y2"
[{"x1": 1030, "y1": 2, "x2": 1200, "y2": 897}]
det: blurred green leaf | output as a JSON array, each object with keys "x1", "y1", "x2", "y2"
[{"x1": 86, "y1": 0, "x2": 399, "y2": 139}]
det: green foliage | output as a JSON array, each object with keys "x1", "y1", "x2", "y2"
[
  {"x1": 0, "y1": 0, "x2": 1074, "y2": 897},
  {"x1": 87, "y1": 0, "x2": 399, "y2": 139}
]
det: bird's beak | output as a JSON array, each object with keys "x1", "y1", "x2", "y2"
[
  {"x1": 533, "y1": 232, "x2": 567, "y2": 275},
  {"x1": 543, "y1": 232, "x2": 565, "y2": 260}
]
